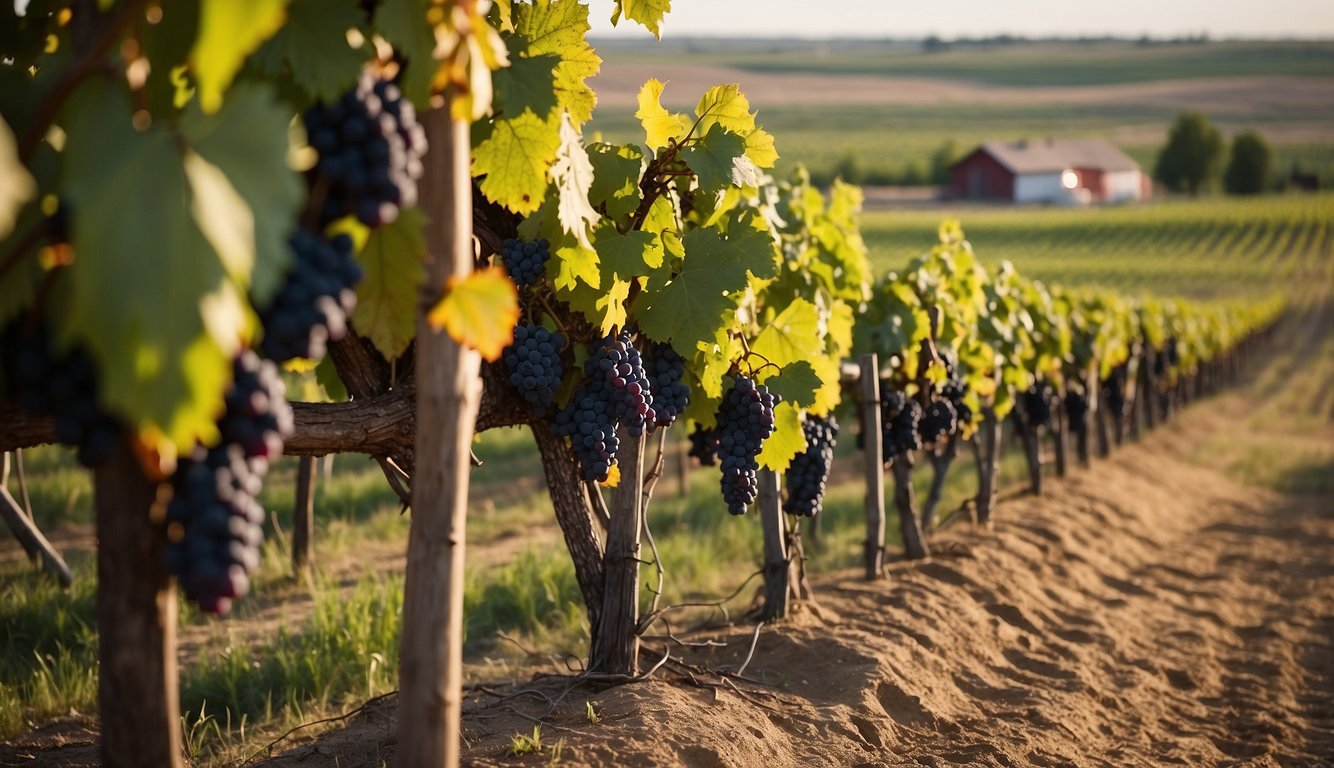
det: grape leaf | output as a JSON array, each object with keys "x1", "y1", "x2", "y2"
[
  {"x1": 550, "y1": 111, "x2": 597, "y2": 249},
  {"x1": 472, "y1": 109, "x2": 561, "y2": 215},
  {"x1": 354, "y1": 207, "x2": 428, "y2": 360},
  {"x1": 426, "y1": 265, "x2": 520, "y2": 362},
  {"x1": 314, "y1": 354, "x2": 349, "y2": 402},
  {"x1": 758, "y1": 360, "x2": 820, "y2": 409},
  {"x1": 635, "y1": 79, "x2": 689, "y2": 152},
  {"x1": 180, "y1": 84, "x2": 302, "y2": 305},
  {"x1": 610, "y1": 0, "x2": 671, "y2": 38},
  {"x1": 0, "y1": 115, "x2": 34, "y2": 239},
  {"x1": 744, "y1": 127, "x2": 778, "y2": 169},
  {"x1": 190, "y1": 0, "x2": 289, "y2": 112},
  {"x1": 594, "y1": 226, "x2": 660, "y2": 278},
  {"x1": 513, "y1": 0, "x2": 601, "y2": 125},
  {"x1": 139, "y1": 0, "x2": 199, "y2": 115},
  {"x1": 492, "y1": 46, "x2": 560, "y2": 119},
  {"x1": 59, "y1": 81, "x2": 241, "y2": 455},
  {"x1": 694, "y1": 84, "x2": 756, "y2": 137},
  {"x1": 563, "y1": 273, "x2": 630, "y2": 336},
  {"x1": 750, "y1": 298, "x2": 820, "y2": 370},
  {"x1": 680, "y1": 124, "x2": 758, "y2": 192},
  {"x1": 248, "y1": 0, "x2": 365, "y2": 105},
  {"x1": 549, "y1": 241, "x2": 600, "y2": 292},
  {"x1": 586, "y1": 142, "x2": 644, "y2": 222},
  {"x1": 756, "y1": 401, "x2": 803, "y2": 472},
  {"x1": 374, "y1": 0, "x2": 435, "y2": 107}
]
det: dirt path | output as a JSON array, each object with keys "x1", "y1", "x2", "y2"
[{"x1": 238, "y1": 369, "x2": 1333, "y2": 767}]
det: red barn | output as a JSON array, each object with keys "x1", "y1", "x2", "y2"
[{"x1": 949, "y1": 139, "x2": 1149, "y2": 204}]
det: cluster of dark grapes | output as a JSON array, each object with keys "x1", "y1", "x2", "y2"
[
  {"x1": 502, "y1": 324, "x2": 564, "y2": 417},
  {"x1": 645, "y1": 343, "x2": 690, "y2": 428},
  {"x1": 1021, "y1": 382, "x2": 1058, "y2": 430},
  {"x1": 1103, "y1": 365, "x2": 1128, "y2": 419},
  {"x1": 784, "y1": 415, "x2": 838, "y2": 517},
  {"x1": 553, "y1": 332, "x2": 652, "y2": 482},
  {"x1": 941, "y1": 378, "x2": 973, "y2": 429},
  {"x1": 165, "y1": 352, "x2": 292, "y2": 615},
  {"x1": 687, "y1": 424, "x2": 717, "y2": 466},
  {"x1": 0, "y1": 320, "x2": 123, "y2": 467},
  {"x1": 714, "y1": 375, "x2": 780, "y2": 515},
  {"x1": 880, "y1": 387, "x2": 922, "y2": 459},
  {"x1": 499, "y1": 238, "x2": 551, "y2": 289},
  {"x1": 1064, "y1": 387, "x2": 1089, "y2": 428},
  {"x1": 918, "y1": 399, "x2": 958, "y2": 447},
  {"x1": 257, "y1": 232, "x2": 362, "y2": 362},
  {"x1": 304, "y1": 71, "x2": 426, "y2": 227}
]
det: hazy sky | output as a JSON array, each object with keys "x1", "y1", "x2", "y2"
[{"x1": 588, "y1": 0, "x2": 1334, "y2": 39}]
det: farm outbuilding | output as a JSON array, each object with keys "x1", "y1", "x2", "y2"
[{"x1": 949, "y1": 139, "x2": 1150, "y2": 204}]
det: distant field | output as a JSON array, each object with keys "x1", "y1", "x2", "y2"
[
  {"x1": 861, "y1": 192, "x2": 1334, "y2": 300},
  {"x1": 589, "y1": 39, "x2": 1334, "y2": 185}
]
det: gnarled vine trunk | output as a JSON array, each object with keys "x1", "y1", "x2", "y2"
[
  {"x1": 974, "y1": 407, "x2": 1003, "y2": 527},
  {"x1": 920, "y1": 438, "x2": 956, "y2": 531},
  {"x1": 892, "y1": 455, "x2": 929, "y2": 559}
]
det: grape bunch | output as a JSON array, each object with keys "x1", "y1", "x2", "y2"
[
  {"x1": 714, "y1": 375, "x2": 780, "y2": 515},
  {"x1": 1021, "y1": 382, "x2": 1057, "y2": 430},
  {"x1": 880, "y1": 387, "x2": 922, "y2": 459},
  {"x1": 784, "y1": 415, "x2": 838, "y2": 517},
  {"x1": 304, "y1": 71, "x2": 426, "y2": 227},
  {"x1": 1064, "y1": 387, "x2": 1089, "y2": 428},
  {"x1": 941, "y1": 378, "x2": 973, "y2": 430},
  {"x1": 165, "y1": 352, "x2": 292, "y2": 615},
  {"x1": 554, "y1": 375, "x2": 619, "y2": 483},
  {"x1": 646, "y1": 343, "x2": 690, "y2": 428},
  {"x1": 502, "y1": 324, "x2": 564, "y2": 417},
  {"x1": 591, "y1": 332, "x2": 654, "y2": 438},
  {"x1": 0, "y1": 320, "x2": 123, "y2": 467},
  {"x1": 257, "y1": 232, "x2": 361, "y2": 363},
  {"x1": 918, "y1": 399, "x2": 958, "y2": 447},
  {"x1": 499, "y1": 238, "x2": 551, "y2": 289},
  {"x1": 687, "y1": 424, "x2": 718, "y2": 466}
]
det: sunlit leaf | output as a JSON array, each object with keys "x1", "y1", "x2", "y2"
[{"x1": 426, "y1": 266, "x2": 520, "y2": 361}]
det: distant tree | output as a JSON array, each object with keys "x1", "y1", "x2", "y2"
[
  {"x1": 1154, "y1": 112, "x2": 1223, "y2": 195},
  {"x1": 1223, "y1": 130, "x2": 1273, "y2": 195},
  {"x1": 832, "y1": 151, "x2": 865, "y2": 185},
  {"x1": 929, "y1": 139, "x2": 961, "y2": 186}
]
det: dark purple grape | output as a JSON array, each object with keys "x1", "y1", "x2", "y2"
[{"x1": 784, "y1": 415, "x2": 837, "y2": 517}]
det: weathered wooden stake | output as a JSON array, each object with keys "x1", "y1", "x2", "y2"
[
  {"x1": 95, "y1": 451, "x2": 182, "y2": 768},
  {"x1": 858, "y1": 354, "x2": 885, "y2": 579},
  {"x1": 292, "y1": 455, "x2": 316, "y2": 575},
  {"x1": 974, "y1": 408, "x2": 1002, "y2": 526},
  {"x1": 398, "y1": 104, "x2": 481, "y2": 768},
  {"x1": 758, "y1": 468, "x2": 790, "y2": 620},
  {"x1": 1, "y1": 486, "x2": 72, "y2": 585},
  {"x1": 591, "y1": 429, "x2": 644, "y2": 675}
]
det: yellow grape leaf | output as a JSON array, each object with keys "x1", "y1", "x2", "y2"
[
  {"x1": 635, "y1": 79, "x2": 689, "y2": 152},
  {"x1": 426, "y1": 266, "x2": 520, "y2": 362},
  {"x1": 600, "y1": 463, "x2": 621, "y2": 488},
  {"x1": 190, "y1": 0, "x2": 289, "y2": 113}
]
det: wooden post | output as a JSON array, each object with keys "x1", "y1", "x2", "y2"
[
  {"x1": 95, "y1": 451, "x2": 182, "y2": 768},
  {"x1": 975, "y1": 407, "x2": 1002, "y2": 526},
  {"x1": 1053, "y1": 390, "x2": 1069, "y2": 477},
  {"x1": 14, "y1": 448, "x2": 33, "y2": 521},
  {"x1": 674, "y1": 429, "x2": 689, "y2": 498},
  {"x1": 292, "y1": 455, "x2": 316, "y2": 575},
  {"x1": 1141, "y1": 347, "x2": 1157, "y2": 430},
  {"x1": 758, "y1": 468, "x2": 790, "y2": 620},
  {"x1": 858, "y1": 354, "x2": 885, "y2": 579},
  {"x1": 1012, "y1": 409, "x2": 1043, "y2": 495},
  {"x1": 891, "y1": 456, "x2": 929, "y2": 560},
  {"x1": 398, "y1": 105, "x2": 481, "y2": 768},
  {"x1": 1, "y1": 486, "x2": 72, "y2": 584},
  {"x1": 591, "y1": 430, "x2": 644, "y2": 675}
]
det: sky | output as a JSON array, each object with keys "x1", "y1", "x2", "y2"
[{"x1": 586, "y1": 0, "x2": 1334, "y2": 39}]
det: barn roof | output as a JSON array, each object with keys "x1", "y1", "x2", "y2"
[{"x1": 970, "y1": 139, "x2": 1140, "y2": 175}]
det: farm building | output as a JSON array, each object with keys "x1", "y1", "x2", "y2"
[{"x1": 949, "y1": 139, "x2": 1150, "y2": 204}]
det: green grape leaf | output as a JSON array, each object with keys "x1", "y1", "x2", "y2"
[
  {"x1": 139, "y1": 0, "x2": 200, "y2": 115},
  {"x1": 750, "y1": 298, "x2": 820, "y2": 370},
  {"x1": 59, "y1": 81, "x2": 241, "y2": 453},
  {"x1": 586, "y1": 142, "x2": 644, "y2": 222},
  {"x1": 492, "y1": 47, "x2": 560, "y2": 119},
  {"x1": 759, "y1": 360, "x2": 820, "y2": 409},
  {"x1": 314, "y1": 354, "x2": 349, "y2": 402},
  {"x1": 635, "y1": 79, "x2": 689, "y2": 152},
  {"x1": 756, "y1": 401, "x2": 803, "y2": 472},
  {"x1": 681, "y1": 123, "x2": 757, "y2": 192},
  {"x1": 248, "y1": 0, "x2": 365, "y2": 105},
  {"x1": 549, "y1": 241, "x2": 600, "y2": 292},
  {"x1": 694, "y1": 84, "x2": 756, "y2": 137},
  {"x1": 353, "y1": 207, "x2": 428, "y2": 360},
  {"x1": 636, "y1": 223, "x2": 776, "y2": 356},
  {"x1": 563, "y1": 273, "x2": 630, "y2": 336},
  {"x1": 472, "y1": 109, "x2": 561, "y2": 215},
  {"x1": 180, "y1": 84, "x2": 302, "y2": 305},
  {"x1": 594, "y1": 226, "x2": 660, "y2": 278},
  {"x1": 0, "y1": 115, "x2": 34, "y2": 240},
  {"x1": 513, "y1": 0, "x2": 601, "y2": 125},
  {"x1": 610, "y1": 0, "x2": 672, "y2": 38},
  {"x1": 550, "y1": 112, "x2": 597, "y2": 248},
  {"x1": 374, "y1": 0, "x2": 436, "y2": 107},
  {"x1": 190, "y1": 0, "x2": 289, "y2": 113}
]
